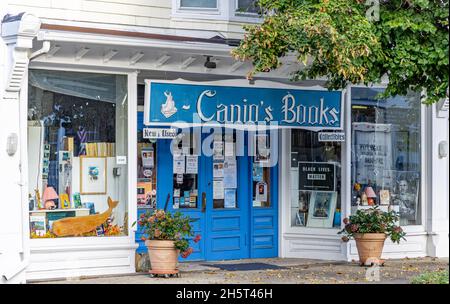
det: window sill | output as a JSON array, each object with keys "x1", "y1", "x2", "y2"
[{"x1": 284, "y1": 226, "x2": 341, "y2": 236}]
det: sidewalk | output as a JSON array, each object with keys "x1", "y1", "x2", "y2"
[{"x1": 33, "y1": 257, "x2": 448, "y2": 284}]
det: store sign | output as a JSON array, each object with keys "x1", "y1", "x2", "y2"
[
  {"x1": 143, "y1": 127, "x2": 177, "y2": 139},
  {"x1": 298, "y1": 162, "x2": 335, "y2": 191},
  {"x1": 144, "y1": 80, "x2": 343, "y2": 130},
  {"x1": 318, "y1": 132, "x2": 346, "y2": 142}
]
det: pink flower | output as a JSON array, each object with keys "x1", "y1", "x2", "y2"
[
  {"x1": 393, "y1": 226, "x2": 403, "y2": 233},
  {"x1": 350, "y1": 224, "x2": 359, "y2": 233},
  {"x1": 343, "y1": 218, "x2": 349, "y2": 225},
  {"x1": 155, "y1": 210, "x2": 165, "y2": 219},
  {"x1": 154, "y1": 229, "x2": 161, "y2": 238},
  {"x1": 181, "y1": 247, "x2": 194, "y2": 259},
  {"x1": 193, "y1": 234, "x2": 201, "y2": 243},
  {"x1": 148, "y1": 216, "x2": 155, "y2": 223}
]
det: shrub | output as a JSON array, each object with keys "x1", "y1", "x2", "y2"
[{"x1": 338, "y1": 207, "x2": 406, "y2": 244}]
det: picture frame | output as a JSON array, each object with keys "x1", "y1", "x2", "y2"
[
  {"x1": 80, "y1": 156, "x2": 107, "y2": 195},
  {"x1": 254, "y1": 134, "x2": 270, "y2": 165},
  {"x1": 307, "y1": 191, "x2": 338, "y2": 228},
  {"x1": 392, "y1": 171, "x2": 420, "y2": 222},
  {"x1": 295, "y1": 211, "x2": 306, "y2": 226}
]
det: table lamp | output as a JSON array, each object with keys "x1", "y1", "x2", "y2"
[
  {"x1": 42, "y1": 186, "x2": 58, "y2": 210},
  {"x1": 365, "y1": 186, "x2": 377, "y2": 206}
]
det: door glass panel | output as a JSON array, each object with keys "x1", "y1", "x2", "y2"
[
  {"x1": 252, "y1": 133, "x2": 271, "y2": 208},
  {"x1": 172, "y1": 132, "x2": 199, "y2": 209},
  {"x1": 137, "y1": 141, "x2": 157, "y2": 210},
  {"x1": 213, "y1": 131, "x2": 238, "y2": 209}
]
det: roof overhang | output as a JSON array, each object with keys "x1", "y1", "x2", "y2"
[{"x1": 30, "y1": 24, "x2": 304, "y2": 80}]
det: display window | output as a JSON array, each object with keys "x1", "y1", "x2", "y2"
[
  {"x1": 350, "y1": 88, "x2": 422, "y2": 226},
  {"x1": 290, "y1": 130, "x2": 342, "y2": 228},
  {"x1": 172, "y1": 131, "x2": 200, "y2": 209},
  {"x1": 27, "y1": 70, "x2": 128, "y2": 238}
]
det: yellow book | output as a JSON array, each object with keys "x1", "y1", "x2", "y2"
[{"x1": 68, "y1": 137, "x2": 74, "y2": 152}]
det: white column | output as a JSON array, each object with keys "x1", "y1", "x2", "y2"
[
  {"x1": 426, "y1": 104, "x2": 449, "y2": 257},
  {"x1": 0, "y1": 13, "x2": 41, "y2": 284}
]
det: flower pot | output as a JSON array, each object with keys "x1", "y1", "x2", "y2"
[
  {"x1": 145, "y1": 240, "x2": 180, "y2": 275},
  {"x1": 353, "y1": 233, "x2": 386, "y2": 266}
]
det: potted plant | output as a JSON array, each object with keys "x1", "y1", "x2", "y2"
[
  {"x1": 138, "y1": 209, "x2": 200, "y2": 277},
  {"x1": 339, "y1": 207, "x2": 406, "y2": 266}
]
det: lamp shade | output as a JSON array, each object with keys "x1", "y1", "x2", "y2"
[
  {"x1": 43, "y1": 186, "x2": 58, "y2": 202},
  {"x1": 365, "y1": 186, "x2": 377, "y2": 198}
]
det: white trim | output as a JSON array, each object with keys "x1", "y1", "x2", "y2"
[
  {"x1": 127, "y1": 71, "x2": 138, "y2": 234},
  {"x1": 278, "y1": 128, "x2": 289, "y2": 257},
  {"x1": 343, "y1": 85, "x2": 352, "y2": 258}
]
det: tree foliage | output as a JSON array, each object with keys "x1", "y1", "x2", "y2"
[{"x1": 232, "y1": 0, "x2": 449, "y2": 104}]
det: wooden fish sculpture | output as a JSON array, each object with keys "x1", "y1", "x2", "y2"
[{"x1": 52, "y1": 197, "x2": 119, "y2": 237}]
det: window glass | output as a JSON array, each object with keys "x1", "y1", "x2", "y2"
[
  {"x1": 252, "y1": 133, "x2": 273, "y2": 208},
  {"x1": 137, "y1": 142, "x2": 157, "y2": 210},
  {"x1": 180, "y1": 0, "x2": 217, "y2": 8},
  {"x1": 213, "y1": 131, "x2": 238, "y2": 209},
  {"x1": 237, "y1": 0, "x2": 260, "y2": 14},
  {"x1": 28, "y1": 70, "x2": 128, "y2": 238},
  {"x1": 172, "y1": 132, "x2": 199, "y2": 209},
  {"x1": 290, "y1": 130, "x2": 342, "y2": 228},
  {"x1": 351, "y1": 88, "x2": 421, "y2": 226}
]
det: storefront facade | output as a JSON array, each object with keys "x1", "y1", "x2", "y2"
[{"x1": 1, "y1": 9, "x2": 448, "y2": 283}]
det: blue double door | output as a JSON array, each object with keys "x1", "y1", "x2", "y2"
[{"x1": 152, "y1": 128, "x2": 278, "y2": 261}]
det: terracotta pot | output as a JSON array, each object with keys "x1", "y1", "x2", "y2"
[
  {"x1": 145, "y1": 240, "x2": 180, "y2": 274},
  {"x1": 354, "y1": 233, "x2": 386, "y2": 266}
]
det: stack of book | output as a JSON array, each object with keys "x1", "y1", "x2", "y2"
[{"x1": 85, "y1": 142, "x2": 115, "y2": 157}]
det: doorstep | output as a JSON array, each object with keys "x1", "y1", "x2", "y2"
[{"x1": 177, "y1": 258, "x2": 346, "y2": 273}]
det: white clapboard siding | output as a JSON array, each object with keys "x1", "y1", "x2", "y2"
[
  {"x1": 6, "y1": 0, "x2": 172, "y2": 28},
  {"x1": 5, "y1": 0, "x2": 249, "y2": 37}
]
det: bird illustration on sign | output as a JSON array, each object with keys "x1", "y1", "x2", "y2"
[{"x1": 161, "y1": 91, "x2": 177, "y2": 118}]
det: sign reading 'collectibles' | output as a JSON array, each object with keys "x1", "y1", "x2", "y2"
[
  {"x1": 298, "y1": 162, "x2": 336, "y2": 191},
  {"x1": 144, "y1": 80, "x2": 343, "y2": 130},
  {"x1": 318, "y1": 132, "x2": 346, "y2": 142}
]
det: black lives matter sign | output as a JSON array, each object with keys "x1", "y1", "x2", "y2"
[{"x1": 298, "y1": 162, "x2": 335, "y2": 191}]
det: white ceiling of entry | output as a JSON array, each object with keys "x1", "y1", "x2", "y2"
[{"x1": 29, "y1": 28, "x2": 304, "y2": 80}]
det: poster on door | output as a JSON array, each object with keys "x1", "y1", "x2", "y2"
[{"x1": 352, "y1": 123, "x2": 393, "y2": 187}]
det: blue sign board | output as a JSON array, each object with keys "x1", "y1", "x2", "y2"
[{"x1": 144, "y1": 80, "x2": 343, "y2": 130}]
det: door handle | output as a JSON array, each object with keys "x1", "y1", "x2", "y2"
[
  {"x1": 163, "y1": 193, "x2": 171, "y2": 211},
  {"x1": 201, "y1": 192, "x2": 206, "y2": 212}
]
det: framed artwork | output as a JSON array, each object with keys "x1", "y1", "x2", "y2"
[
  {"x1": 391, "y1": 171, "x2": 420, "y2": 222},
  {"x1": 254, "y1": 134, "x2": 270, "y2": 165},
  {"x1": 295, "y1": 211, "x2": 307, "y2": 226},
  {"x1": 307, "y1": 191, "x2": 338, "y2": 228},
  {"x1": 80, "y1": 156, "x2": 107, "y2": 195},
  {"x1": 379, "y1": 190, "x2": 390, "y2": 205}
]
